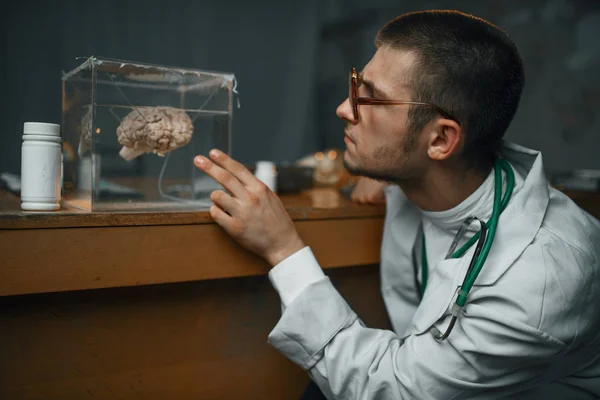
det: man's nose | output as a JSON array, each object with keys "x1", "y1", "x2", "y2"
[{"x1": 336, "y1": 98, "x2": 357, "y2": 123}]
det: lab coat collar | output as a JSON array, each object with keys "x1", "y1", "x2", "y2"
[
  {"x1": 468, "y1": 140, "x2": 550, "y2": 286},
  {"x1": 405, "y1": 140, "x2": 550, "y2": 338}
]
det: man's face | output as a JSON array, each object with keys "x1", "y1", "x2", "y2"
[{"x1": 337, "y1": 46, "x2": 426, "y2": 182}]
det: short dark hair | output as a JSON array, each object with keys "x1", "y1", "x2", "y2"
[{"x1": 376, "y1": 10, "x2": 525, "y2": 171}]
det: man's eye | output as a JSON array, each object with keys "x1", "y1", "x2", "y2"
[{"x1": 359, "y1": 85, "x2": 373, "y2": 97}]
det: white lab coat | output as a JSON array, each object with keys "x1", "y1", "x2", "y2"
[{"x1": 267, "y1": 141, "x2": 600, "y2": 399}]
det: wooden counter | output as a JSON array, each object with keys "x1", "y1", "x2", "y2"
[
  {"x1": 0, "y1": 188, "x2": 388, "y2": 399},
  {"x1": 0, "y1": 189, "x2": 385, "y2": 297}
]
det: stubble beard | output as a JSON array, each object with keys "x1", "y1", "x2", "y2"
[{"x1": 343, "y1": 128, "x2": 419, "y2": 183}]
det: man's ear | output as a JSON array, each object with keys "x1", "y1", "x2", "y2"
[{"x1": 426, "y1": 118, "x2": 462, "y2": 161}]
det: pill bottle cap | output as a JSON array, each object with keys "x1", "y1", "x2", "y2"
[{"x1": 23, "y1": 122, "x2": 60, "y2": 136}]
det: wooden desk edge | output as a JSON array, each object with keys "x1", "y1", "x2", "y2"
[
  {"x1": 0, "y1": 189, "x2": 386, "y2": 230},
  {"x1": 0, "y1": 216, "x2": 385, "y2": 297}
]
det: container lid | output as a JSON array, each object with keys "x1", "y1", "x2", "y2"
[{"x1": 23, "y1": 122, "x2": 60, "y2": 136}]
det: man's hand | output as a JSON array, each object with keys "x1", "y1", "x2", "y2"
[
  {"x1": 194, "y1": 150, "x2": 305, "y2": 266},
  {"x1": 351, "y1": 177, "x2": 387, "y2": 204}
]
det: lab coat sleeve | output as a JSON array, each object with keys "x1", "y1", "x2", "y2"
[
  {"x1": 267, "y1": 271, "x2": 566, "y2": 399},
  {"x1": 268, "y1": 246, "x2": 326, "y2": 307}
]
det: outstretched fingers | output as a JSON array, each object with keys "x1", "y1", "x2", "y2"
[
  {"x1": 194, "y1": 155, "x2": 247, "y2": 200},
  {"x1": 207, "y1": 149, "x2": 260, "y2": 189}
]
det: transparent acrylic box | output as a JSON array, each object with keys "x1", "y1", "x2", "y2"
[{"x1": 61, "y1": 56, "x2": 235, "y2": 212}]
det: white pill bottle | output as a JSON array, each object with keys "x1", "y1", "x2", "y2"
[
  {"x1": 254, "y1": 161, "x2": 277, "y2": 193},
  {"x1": 20, "y1": 122, "x2": 62, "y2": 211}
]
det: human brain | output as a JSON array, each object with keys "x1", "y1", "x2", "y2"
[{"x1": 116, "y1": 106, "x2": 194, "y2": 160}]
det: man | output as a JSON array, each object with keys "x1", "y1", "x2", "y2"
[{"x1": 194, "y1": 10, "x2": 600, "y2": 399}]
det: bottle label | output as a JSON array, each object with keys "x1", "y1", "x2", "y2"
[{"x1": 21, "y1": 142, "x2": 62, "y2": 203}]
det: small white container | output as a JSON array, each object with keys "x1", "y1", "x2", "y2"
[
  {"x1": 254, "y1": 161, "x2": 277, "y2": 193},
  {"x1": 20, "y1": 122, "x2": 62, "y2": 211}
]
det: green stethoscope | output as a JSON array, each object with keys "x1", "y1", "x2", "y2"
[{"x1": 416, "y1": 158, "x2": 515, "y2": 342}]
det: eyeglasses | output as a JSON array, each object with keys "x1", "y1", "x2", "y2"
[{"x1": 349, "y1": 67, "x2": 460, "y2": 125}]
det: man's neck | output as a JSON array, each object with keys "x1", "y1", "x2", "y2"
[{"x1": 397, "y1": 163, "x2": 491, "y2": 212}]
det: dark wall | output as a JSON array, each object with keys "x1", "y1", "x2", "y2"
[
  {"x1": 0, "y1": 0, "x2": 323, "y2": 174},
  {"x1": 2, "y1": 0, "x2": 599, "y2": 176}
]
